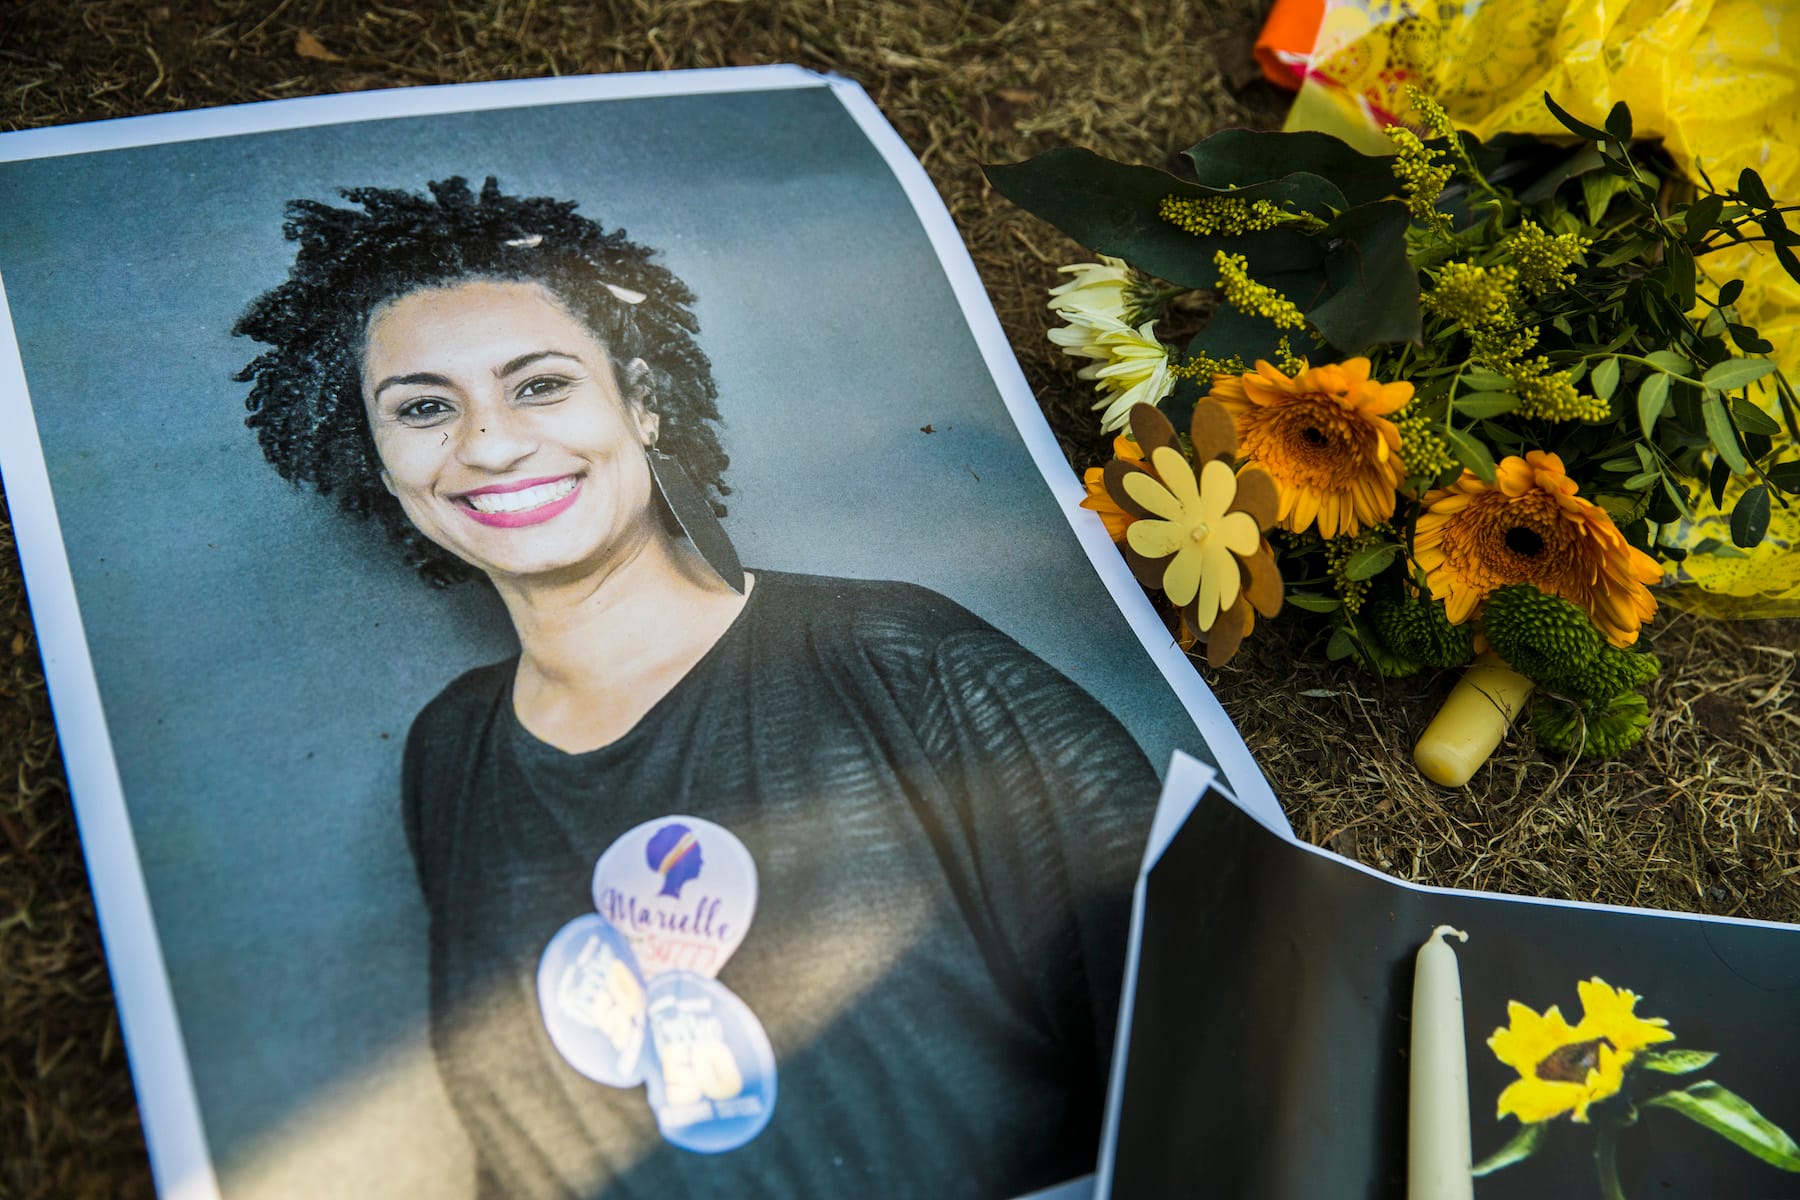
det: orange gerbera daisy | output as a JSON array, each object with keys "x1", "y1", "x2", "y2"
[
  {"x1": 1415, "y1": 451, "x2": 1663, "y2": 646},
  {"x1": 1081, "y1": 433, "x2": 1146, "y2": 541},
  {"x1": 1206, "y1": 357, "x2": 1411, "y2": 538}
]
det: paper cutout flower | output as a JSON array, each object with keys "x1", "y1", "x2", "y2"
[
  {"x1": 1206, "y1": 357, "x2": 1411, "y2": 538},
  {"x1": 1081, "y1": 433, "x2": 1147, "y2": 541},
  {"x1": 1102, "y1": 403, "x2": 1284, "y2": 666},
  {"x1": 1049, "y1": 315, "x2": 1176, "y2": 433},
  {"x1": 1415, "y1": 451, "x2": 1663, "y2": 646},
  {"x1": 1488, "y1": 978, "x2": 1675, "y2": 1124}
]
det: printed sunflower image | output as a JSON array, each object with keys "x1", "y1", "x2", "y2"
[{"x1": 1475, "y1": 978, "x2": 1800, "y2": 1198}]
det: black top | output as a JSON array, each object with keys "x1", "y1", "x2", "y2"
[{"x1": 401, "y1": 571, "x2": 1160, "y2": 1200}]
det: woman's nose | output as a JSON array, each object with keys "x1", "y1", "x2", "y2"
[{"x1": 453, "y1": 402, "x2": 536, "y2": 471}]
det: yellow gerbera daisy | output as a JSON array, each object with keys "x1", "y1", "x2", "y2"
[
  {"x1": 1206, "y1": 357, "x2": 1411, "y2": 538},
  {"x1": 1488, "y1": 978, "x2": 1675, "y2": 1125},
  {"x1": 1414, "y1": 451, "x2": 1664, "y2": 646}
]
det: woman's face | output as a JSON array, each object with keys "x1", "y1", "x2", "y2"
[{"x1": 361, "y1": 279, "x2": 662, "y2": 584}]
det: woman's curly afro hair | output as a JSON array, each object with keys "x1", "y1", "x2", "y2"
[{"x1": 233, "y1": 176, "x2": 727, "y2": 586}]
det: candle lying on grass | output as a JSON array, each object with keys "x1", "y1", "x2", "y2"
[
  {"x1": 1413, "y1": 653, "x2": 1535, "y2": 787},
  {"x1": 1409, "y1": 925, "x2": 1473, "y2": 1200}
]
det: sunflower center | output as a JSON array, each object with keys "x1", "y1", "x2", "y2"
[
  {"x1": 1504, "y1": 526, "x2": 1546, "y2": 558},
  {"x1": 1534, "y1": 1036, "x2": 1614, "y2": 1084}
]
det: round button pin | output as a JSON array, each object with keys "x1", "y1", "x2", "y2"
[
  {"x1": 591, "y1": 815, "x2": 758, "y2": 980},
  {"x1": 536, "y1": 913, "x2": 651, "y2": 1088},
  {"x1": 641, "y1": 970, "x2": 778, "y2": 1154}
]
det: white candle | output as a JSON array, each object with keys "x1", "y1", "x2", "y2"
[{"x1": 1409, "y1": 925, "x2": 1473, "y2": 1200}]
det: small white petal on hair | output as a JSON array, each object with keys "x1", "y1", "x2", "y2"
[
  {"x1": 503, "y1": 234, "x2": 544, "y2": 248},
  {"x1": 604, "y1": 282, "x2": 648, "y2": 305}
]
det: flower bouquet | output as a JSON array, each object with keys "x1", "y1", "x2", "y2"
[{"x1": 987, "y1": 92, "x2": 1800, "y2": 779}]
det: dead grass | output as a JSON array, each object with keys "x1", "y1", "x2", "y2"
[{"x1": 0, "y1": 2, "x2": 1794, "y2": 1196}]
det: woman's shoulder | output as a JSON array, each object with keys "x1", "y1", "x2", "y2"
[
  {"x1": 407, "y1": 657, "x2": 517, "y2": 741},
  {"x1": 749, "y1": 570, "x2": 999, "y2": 648}
]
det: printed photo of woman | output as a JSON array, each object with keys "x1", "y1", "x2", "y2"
[{"x1": 232, "y1": 175, "x2": 1162, "y2": 1200}]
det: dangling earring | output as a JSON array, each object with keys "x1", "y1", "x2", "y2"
[{"x1": 646, "y1": 448, "x2": 744, "y2": 594}]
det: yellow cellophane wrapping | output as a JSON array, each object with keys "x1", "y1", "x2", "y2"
[{"x1": 1287, "y1": 0, "x2": 1800, "y2": 616}]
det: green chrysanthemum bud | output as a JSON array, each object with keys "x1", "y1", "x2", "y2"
[
  {"x1": 1530, "y1": 691, "x2": 1651, "y2": 758},
  {"x1": 1482, "y1": 584, "x2": 1604, "y2": 682},
  {"x1": 1368, "y1": 592, "x2": 1474, "y2": 670},
  {"x1": 1544, "y1": 644, "x2": 1661, "y2": 705}
]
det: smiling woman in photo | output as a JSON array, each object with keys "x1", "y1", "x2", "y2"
[{"x1": 233, "y1": 176, "x2": 1159, "y2": 1200}]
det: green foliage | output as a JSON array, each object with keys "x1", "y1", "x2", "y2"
[
  {"x1": 1645, "y1": 1082, "x2": 1800, "y2": 1172},
  {"x1": 1530, "y1": 690, "x2": 1651, "y2": 758},
  {"x1": 1482, "y1": 585, "x2": 1604, "y2": 681},
  {"x1": 1367, "y1": 591, "x2": 1474, "y2": 670}
]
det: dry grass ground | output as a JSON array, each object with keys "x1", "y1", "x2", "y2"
[{"x1": 1, "y1": 2, "x2": 1796, "y2": 1196}]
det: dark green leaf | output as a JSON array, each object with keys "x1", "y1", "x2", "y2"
[
  {"x1": 1472, "y1": 1123, "x2": 1545, "y2": 1178},
  {"x1": 1769, "y1": 461, "x2": 1800, "y2": 494},
  {"x1": 1544, "y1": 92, "x2": 1609, "y2": 141},
  {"x1": 1644, "y1": 350, "x2": 1693, "y2": 377},
  {"x1": 1445, "y1": 427, "x2": 1498, "y2": 483},
  {"x1": 1604, "y1": 100, "x2": 1633, "y2": 142},
  {"x1": 1703, "y1": 358, "x2": 1777, "y2": 391},
  {"x1": 1661, "y1": 474, "x2": 1695, "y2": 520},
  {"x1": 1732, "y1": 485, "x2": 1772, "y2": 548},
  {"x1": 1623, "y1": 470, "x2": 1659, "y2": 489},
  {"x1": 1285, "y1": 593, "x2": 1342, "y2": 613},
  {"x1": 1600, "y1": 456, "x2": 1643, "y2": 472},
  {"x1": 1727, "y1": 324, "x2": 1775, "y2": 354},
  {"x1": 1454, "y1": 391, "x2": 1521, "y2": 418},
  {"x1": 1704, "y1": 391, "x2": 1751, "y2": 475},
  {"x1": 1520, "y1": 144, "x2": 1605, "y2": 204},
  {"x1": 1642, "y1": 1049, "x2": 1720, "y2": 1075},
  {"x1": 1182, "y1": 129, "x2": 1398, "y2": 207},
  {"x1": 1731, "y1": 397, "x2": 1783, "y2": 437},
  {"x1": 1685, "y1": 192, "x2": 1723, "y2": 244},
  {"x1": 1326, "y1": 627, "x2": 1356, "y2": 660},
  {"x1": 1463, "y1": 367, "x2": 1514, "y2": 391},
  {"x1": 1778, "y1": 242, "x2": 1800, "y2": 286},
  {"x1": 1667, "y1": 243, "x2": 1697, "y2": 311},
  {"x1": 1310, "y1": 201, "x2": 1423, "y2": 349},
  {"x1": 1592, "y1": 358, "x2": 1620, "y2": 400},
  {"x1": 983, "y1": 150, "x2": 1333, "y2": 289},
  {"x1": 1719, "y1": 278, "x2": 1745, "y2": 306},
  {"x1": 1343, "y1": 542, "x2": 1402, "y2": 581},
  {"x1": 1746, "y1": 430, "x2": 1774, "y2": 461},
  {"x1": 1738, "y1": 167, "x2": 1774, "y2": 209},
  {"x1": 1552, "y1": 315, "x2": 1573, "y2": 335},
  {"x1": 1638, "y1": 372, "x2": 1671, "y2": 439},
  {"x1": 1710, "y1": 455, "x2": 1732, "y2": 509},
  {"x1": 1646, "y1": 1082, "x2": 1800, "y2": 1171},
  {"x1": 1598, "y1": 236, "x2": 1655, "y2": 268}
]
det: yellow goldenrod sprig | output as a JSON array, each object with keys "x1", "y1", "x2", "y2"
[
  {"x1": 1503, "y1": 221, "x2": 1593, "y2": 296},
  {"x1": 1213, "y1": 251, "x2": 1307, "y2": 330},
  {"x1": 1169, "y1": 350, "x2": 1248, "y2": 381},
  {"x1": 1422, "y1": 261, "x2": 1516, "y2": 330},
  {"x1": 1391, "y1": 406, "x2": 1456, "y2": 481},
  {"x1": 1384, "y1": 124, "x2": 1454, "y2": 229},
  {"x1": 1513, "y1": 368, "x2": 1608, "y2": 422},
  {"x1": 1160, "y1": 194, "x2": 1328, "y2": 237}
]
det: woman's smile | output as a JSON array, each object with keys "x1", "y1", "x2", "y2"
[
  {"x1": 456, "y1": 474, "x2": 584, "y2": 526},
  {"x1": 361, "y1": 279, "x2": 663, "y2": 581}
]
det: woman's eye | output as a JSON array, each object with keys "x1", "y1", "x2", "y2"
[
  {"x1": 396, "y1": 397, "x2": 453, "y2": 425},
  {"x1": 517, "y1": 375, "x2": 572, "y2": 401}
]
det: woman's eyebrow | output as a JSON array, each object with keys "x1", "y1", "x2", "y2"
[
  {"x1": 371, "y1": 371, "x2": 454, "y2": 402},
  {"x1": 497, "y1": 349, "x2": 582, "y2": 377}
]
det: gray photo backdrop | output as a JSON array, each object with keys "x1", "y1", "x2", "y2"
[{"x1": 0, "y1": 84, "x2": 1216, "y2": 1197}]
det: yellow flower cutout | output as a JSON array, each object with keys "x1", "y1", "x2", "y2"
[
  {"x1": 1488, "y1": 978, "x2": 1676, "y2": 1125},
  {"x1": 1123, "y1": 452, "x2": 1264, "y2": 630}
]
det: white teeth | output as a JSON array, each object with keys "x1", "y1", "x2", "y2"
[{"x1": 465, "y1": 477, "x2": 578, "y2": 514}]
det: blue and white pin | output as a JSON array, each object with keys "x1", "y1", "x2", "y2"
[
  {"x1": 591, "y1": 816, "x2": 758, "y2": 979},
  {"x1": 642, "y1": 971, "x2": 778, "y2": 1154},
  {"x1": 536, "y1": 914, "x2": 651, "y2": 1088}
]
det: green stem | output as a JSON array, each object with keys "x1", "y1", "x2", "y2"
[{"x1": 1595, "y1": 1122, "x2": 1627, "y2": 1200}]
